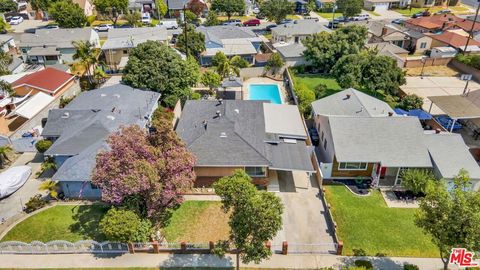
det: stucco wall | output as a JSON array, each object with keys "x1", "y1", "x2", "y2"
[{"x1": 60, "y1": 181, "x2": 102, "y2": 199}]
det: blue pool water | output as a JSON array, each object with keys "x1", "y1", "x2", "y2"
[{"x1": 248, "y1": 84, "x2": 282, "y2": 104}]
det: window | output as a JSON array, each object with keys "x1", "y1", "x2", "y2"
[
  {"x1": 323, "y1": 139, "x2": 327, "y2": 150},
  {"x1": 420, "y1": 42, "x2": 427, "y2": 49},
  {"x1": 245, "y1": 167, "x2": 267, "y2": 177},
  {"x1": 338, "y1": 162, "x2": 368, "y2": 170},
  {"x1": 45, "y1": 55, "x2": 57, "y2": 61}
]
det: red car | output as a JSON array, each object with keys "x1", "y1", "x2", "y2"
[{"x1": 243, "y1": 19, "x2": 261, "y2": 26}]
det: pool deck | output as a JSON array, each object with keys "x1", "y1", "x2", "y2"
[{"x1": 242, "y1": 77, "x2": 290, "y2": 104}]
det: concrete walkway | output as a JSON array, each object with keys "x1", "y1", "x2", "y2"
[{"x1": 0, "y1": 253, "x2": 453, "y2": 269}]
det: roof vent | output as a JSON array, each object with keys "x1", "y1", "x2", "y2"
[
  {"x1": 107, "y1": 115, "x2": 115, "y2": 120},
  {"x1": 216, "y1": 110, "x2": 222, "y2": 117},
  {"x1": 388, "y1": 112, "x2": 393, "y2": 117},
  {"x1": 61, "y1": 112, "x2": 70, "y2": 118},
  {"x1": 234, "y1": 109, "x2": 239, "y2": 114},
  {"x1": 220, "y1": 132, "x2": 227, "y2": 137},
  {"x1": 101, "y1": 94, "x2": 107, "y2": 97},
  {"x1": 345, "y1": 94, "x2": 351, "y2": 99},
  {"x1": 217, "y1": 98, "x2": 223, "y2": 105}
]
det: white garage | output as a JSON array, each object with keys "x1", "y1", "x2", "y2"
[{"x1": 364, "y1": 0, "x2": 399, "y2": 11}]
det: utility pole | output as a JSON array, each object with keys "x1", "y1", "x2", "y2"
[
  {"x1": 183, "y1": 4, "x2": 188, "y2": 57},
  {"x1": 463, "y1": 0, "x2": 480, "y2": 53},
  {"x1": 332, "y1": 5, "x2": 336, "y2": 29}
]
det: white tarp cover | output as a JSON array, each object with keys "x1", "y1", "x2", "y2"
[
  {"x1": 0, "y1": 165, "x2": 31, "y2": 198},
  {"x1": 12, "y1": 92, "x2": 54, "y2": 119}
]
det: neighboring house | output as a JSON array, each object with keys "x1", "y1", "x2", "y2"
[
  {"x1": 8, "y1": 58, "x2": 25, "y2": 74},
  {"x1": 430, "y1": 46, "x2": 457, "y2": 58},
  {"x1": 271, "y1": 19, "x2": 330, "y2": 45},
  {"x1": 276, "y1": 43, "x2": 308, "y2": 67},
  {"x1": 410, "y1": 0, "x2": 435, "y2": 7},
  {"x1": 0, "y1": 35, "x2": 15, "y2": 53},
  {"x1": 162, "y1": 0, "x2": 207, "y2": 17},
  {"x1": 19, "y1": 28, "x2": 100, "y2": 65},
  {"x1": 42, "y1": 84, "x2": 161, "y2": 199},
  {"x1": 426, "y1": 30, "x2": 480, "y2": 52},
  {"x1": 175, "y1": 100, "x2": 314, "y2": 190},
  {"x1": 196, "y1": 26, "x2": 262, "y2": 66},
  {"x1": 102, "y1": 27, "x2": 168, "y2": 71},
  {"x1": 365, "y1": 42, "x2": 408, "y2": 68},
  {"x1": 72, "y1": 0, "x2": 94, "y2": 16},
  {"x1": 364, "y1": 0, "x2": 399, "y2": 11},
  {"x1": 128, "y1": 0, "x2": 155, "y2": 13},
  {"x1": 288, "y1": 0, "x2": 308, "y2": 14},
  {"x1": 404, "y1": 14, "x2": 480, "y2": 36},
  {"x1": 368, "y1": 21, "x2": 432, "y2": 53},
  {"x1": 315, "y1": 0, "x2": 335, "y2": 9},
  {"x1": 312, "y1": 88, "x2": 480, "y2": 190},
  {"x1": 11, "y1": 67, "x2": 75, "y2": 97}
]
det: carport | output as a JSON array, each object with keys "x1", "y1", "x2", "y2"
[{"x1": 428, "y1": 95, "x2": 480, "y2": 131}]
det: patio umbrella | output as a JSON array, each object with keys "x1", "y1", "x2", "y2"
[
  {"x1": 408, "y1": 109, "x2": 433, "y2": 120},
  {"x1": 394, "y1": 108, "x2": 409, "y2": 115}
]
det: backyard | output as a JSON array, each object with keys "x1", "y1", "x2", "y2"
[
  {"x1": 1, "y1": 201, "x2": 229, "y2": 244},
  {"x1": 324, "y1": 185, "x2": 438, "y2": 257}
]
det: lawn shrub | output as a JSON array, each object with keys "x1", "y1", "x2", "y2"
[
  {"x1": 314, "y1": 83, "x2": 328, "y2": 99},
  {"x1": 24, "y1": 194, "x2": 47, "y2": 213},
  {"x1": 35, "y1": 140, "x2": 52, "y2": 153},
  {"x1": 354, "y1": 260, "x2": 373, "y2": 269},
  {"x1": 404, "y1": 263, "x2": 420, "y2": 270},
  {"x1": 353, "y1": 248, "x2": 367, "y2": 256},
  {"x1": 456, "y1": 54, "x2": 480, "y2": 70}
]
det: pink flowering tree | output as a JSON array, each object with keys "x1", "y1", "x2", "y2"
[{"x1": 92, "y1": 120, "x2": 196, "y2": 220}]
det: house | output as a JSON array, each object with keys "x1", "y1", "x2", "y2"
[
  {"x1": 430, "y1": 46, "x2": 457, "y2": 58},
  {"x1": 363, "y1": 0, "x2": 399, "y2": 11},
  {"x1": 196, "y1": 25, "x2": 262, "y2": 66},
  {"x1": 271, "y1": 19, "x2": 330, "y2": 45},
  {"x1": 0, "y1": 35, "x2": 15, "y2": 53},
  {"x1": 175, "y1": 100, "x2": 314, "y2": 190},
  {"x1": 161, "y1": 0, "x2": 207, "y2": 17},
  {"x1": 404, "y1": 14, "x2": 480, "y2": 36},
  {"x1": 102, "y1": 27, "x2": 168, "y2": 71},
  {"x1": 72, "y1": 0, "x2": 94, "y2": 16},
  {"x1": 289, "y1": 0, "x2": 308, "y2": 14},
  {"x1": 312, "y1": 88, "x2": 480, "y2": 190},
  {"x1": 42, "y1": 84, "x2": 161, "y2": 199},
  {"x1": 19, "y1": 28, "x2": 100, "y2": 65},
  {"x1": 368, "y1": 21, "x2": 432, "y2": 53},
  {"x1": 426, "y1": 30, "x2": 480, "y2": 52},
  {"x1": 276, "y1": 43, "x2": 308, "y2": 67},
  {"x1": 410, "y1": 0, "x2": 434, "y2": 7},
  {"x1": 11, "y1": 67, "x2": 75, "y2": 97}
]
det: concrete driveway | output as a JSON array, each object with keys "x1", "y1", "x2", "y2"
[
  {"x1": 9, "y1": 20, "x2": 48, "y2": 34},
  {"x1": 0, "y1": 152, "x2": 43, "y2": 223},
  {"x1": 370, "y1": 9, "x2": 404, "y2": 20},
  {"x1": 272, "y1": 172, "x2": 336, "y2": 254}
]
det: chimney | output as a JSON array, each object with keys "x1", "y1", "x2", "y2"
[
  {"x1": 203, "y1": 120, "x2": 208, "y2": 130},
  {"x1": 388, "y1": 112, "x2": 393, "y2": 117},
  {"x1": 346, "y1": 94, "x2": 351, "y2": 99}
]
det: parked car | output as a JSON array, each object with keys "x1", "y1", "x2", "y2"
[
  {"x1": 141, "y1": 13, "x2": 151, "y2": 24},
  {"x1": 0, "y1": 166, "x2": 32, "y2": 198},
  {"x1": 304, "y1": 16, "x2": 319, "y2": 22},
  {"x1": 41, "y1": 24, "x2": 59, "y2": 29},
  {"x1": 333, "y1": 16, "x2": 350, "y2": 22},
  {"x1": 265, "y1": 23, "x2": 277, "y2": 31},
  {"x1": 256, "y1": 12, "x2": 265, "y2": 19},
  {"x1": 434, "y1": 9, "x2": 451, "y2": 15},
  {"x1": 94, "y1": 24, "x2": 113, "y2": 31},
  {"x1": 158, "y1": 20, "x2": 178, "y2": 29},
  {"x1": 412, "y1": 11, "x2": 430, "y2": 18},
  {"x1": 222, "y1": 19, "x2": 242, "y2": 26},
  {"x1": 352, "y1": 14, "x2": 370, "y2": 21},
  {"x1": 252, "y1": 7, "x2": 260, "y2": 14},
  {"x1": 243, "y1": 18, "x2": 261, "y2": 26},
  {"x1": 391, "y1": 18, "x2": 405, "y2": 24},
  {"x1": 309, "y1": 128, "x2": 319, "y2": 146},
  {"x1": 9, "y1": 16, "x2": 23, "y2": 25}
]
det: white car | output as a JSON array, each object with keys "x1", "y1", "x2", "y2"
[
  {"x1": 352, "y1": 14, "x2": 370, "y2": 21},
  {"x1": 141, "y1": 13, "x2": 152, "y2": 24},
  {"x1": 9, "y1": 16, "x2": 24, "y2": 25},
  {"x1": 94, "y1": 24, "x2": 113, "y2": 32},
  {"x1": 158, "y1": 20, "x2": 178, "y2": 29}
]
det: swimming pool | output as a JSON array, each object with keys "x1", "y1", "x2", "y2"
[{"x1": 248, "y1": 84, "x2": 282, "y2": 104}]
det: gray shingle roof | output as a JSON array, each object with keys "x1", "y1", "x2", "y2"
[
  {"x1": 328, "y1": 116, "x2": 432, "y2": 168},
  {"x1": 175, "y1": 100, "x2": 314, "y2": 171},
  {"x1": 196, "y1": 25, "x2": 257, "y2": 45},
  {"x1": 424, "y1": 133, "x2": 480, "y2": 180},
  {"x1": 102, "y1": 27, "x2": 168, "y2": 50},
  {"x1": 8, "y1": 57, "x2": 23, "y2": 72},
  {"x1": 221, "y1": 77, "x2": 243, "y2": 88},
  {"x1": 366, "y1": 42, "x2": 409, "y2": 55},
  {"x1": 276, "y1": 43, "x2": 305, "y2": 58},
  {"x1": 271, "y1": 20, "x2": 330, "y2": 36},
  {"x1": 0, "y1": 35, "x2": 13, "y2": 45},
  {"x1": 311, "y1": 88, "x2": 395, "y2": 117},
  {"x1": 19, "y1": 28, "x2": 96, "y2": 48}
]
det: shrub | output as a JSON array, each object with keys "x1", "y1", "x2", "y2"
[
  {"x1": 401, "y1": 168, "x2": 435, "y2": 195},
  {"x1": 86, "y1": 15, "x2": 96, "y2": 26},
  {"x1": 24, "y1": 194, "x2": 47, "y2": 213},
  {"x1": 353, "y1": 248, "x2": 367, "y2": 256},
  {"x1": 295, "y1": 82, "x2": 315, "y2": 116},
  {"x1": 35, "y1": 140, "x2": 53, "y2": 153},
  {"x1": 191, "y1": 92, "x2": 201, "y2": 100},
  {"x1": 314, "y1": 83, "x2": 328, "y2": 99},
  {"x1": 354, "y1": 260, "x2": 373, "y2": 270},
  {"x1": 59, "y1": 95, "x2": 75, "y2": 108},
  {"x1": 100, "y1": 208, "x2": 152, "y2": 242},
  {"x1": 404, "y1": 263, "x2": 420, "y2": 270},
  {"x1": 399, "y1": 94, "x2": 423, "y2": 110}
]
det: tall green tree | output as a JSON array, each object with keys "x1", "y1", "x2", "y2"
[
  {"x1": 0, "y1": 0, "x2": 17, "y2": 12},
  {"x1": 302, "y1": 25, "x2": 367, "y2": 72},
  {"x1": 336, "y1": 0, "x2": 363, "y2": 18},
  {"x1": 122, "y1": 41, "x2": 200, "y2": 107},
  {"x1": 415, "y1": 169, "x2": 480, "y2": 270},
  {"x1": 204, "y1": 10, "x2": 220, "y2": 26},
  {"x1": 176, "y1": 24, "x2": 205, "y2": 59},
  {"x1": 201, "y1": 70, "x2": 221, "y2": 91},
  {"x1": 211, "y1": 0, "x2": 245, "y2": 20},
  {"x1": 185, "y1": 10, "x2": 200, "y2": 25},
  {"x1": 49, "y1": 0, "x2": 87, "y2": 28},
  {"x1": 399, "y1": 94, "x2": 423, "y2": 110},
  {"x1": 0, "y1": 51, "x2": 11, "y2": 76},
  {"x1": 213, "y1": 170, "x2": 283, "y2": 270},
  {"x1": 124, "y1": 11, "x2": 142, "y2": 27},
  {"x1": 156, "y1": 0, "x2": 168, "y2": 18},
  {"x1": 260, "y1": 0, "x2": 294, "y2": 24},
  {"x1": 72, "y1": 40, "x2": 100, "y2": 86},
  {"x1": 93, "y1": 0, "x2": 128, "y2": 25},
  {"x1": 265, "y1": 52, "x2": 284, "y2": 74}
]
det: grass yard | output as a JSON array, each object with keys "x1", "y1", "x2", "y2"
[
  {"x1": 324, "y1": 186, "x2": 438, "y2": 257},
  {"x1": 315, "y1": 11, "x2": 343, "y2": 21},
  {"x1": 2, "y1": 204, "x2": 109, "y2": 243},
  {"x1": 217, "y1": 15, "x2": 255, "y2": 22},
  {"x1": 162, "y1": 201, "x2": 229, "y2": 243},
  {"x1": 291, "y1": 72, "x2": 342, "y2": 98},
  {"x1": 286, "y1": 14, "x2": 301, "y2": 20},
  {"x1": 393, "y1": 5, "x2": 472, "y2": 17}
]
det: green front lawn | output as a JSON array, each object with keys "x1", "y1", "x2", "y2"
[
  {"x1": 315, "y1": 11, "x2": 343, "y2": 21},
  {"x1": 162, "y1": 201, "x2": 229, "y2": 243},
  {"x1": 2, "y1": 204, "x2": 109, "y2": 242},
  {"x1": 325, "y1": 186, "x2": 438, "y2": 257}
]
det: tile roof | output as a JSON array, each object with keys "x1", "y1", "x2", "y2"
[
  {"x1": 406, "y1": 14, "x2": 480, "y2": 32},
  {"x1": 426, "y1": 31, "x2": 480, "y2": 49},
  {"x1": 12, "y1": 67, "x2": 74, "y2": 94}
]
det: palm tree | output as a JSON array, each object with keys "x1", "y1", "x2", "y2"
[
  {"x1": 39, "y1": 179, "x2": 59, "y2": 199},
  {"x1": 72, "y1": 40, "x2": 100, "y2": 86}
]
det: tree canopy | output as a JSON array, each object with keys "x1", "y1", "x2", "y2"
[
  {"x1": 399, "y1": 94, "x2": 423, "y2": 110},
  {"x1": 0, "y1": 51, "x2": 12, "y2": 76},
  {"x1": 400, "y1": 169, "x2": 435, "y2": 195},
  {"x1": 124, "y1": 11, "x2": 142, "y2": 27},
  {"x1": 336, "y1": 0, "x2": 363, "y2": 18},
  {"x1": 100, "y1": 208, "x2": 152, "y2": 242},
  {"x1": 0, "y1": 0, "x2": 17, "y2": 13},
  {"x1": 260, "y1": 0, "x2": 294, "y2": 24},
  {"x1": 213, "y1": 170, "x2": 283, "y2": 269},
  {"x1": 211, "y1": 52, "x2": 248, "y2": 78},
  {"x1": 122, "y1": 41, "x2": 200, "y2": 107},
  {"x1": 176, "y1": 24, "x2": 205, "y2": 59},
  {"x1": 156, "y1": 0, "x2": 167, "y2": 18},
  {"x1": 204, "y1": 10, "x2": 220, "y2": 26},
  {"x1": 201, "y1": 70, "x2": 221, "y2": 91},
  {"x1": 93, "y1": 0, "x2": 128, "y2": 25},
  {"x1": 302, "y1": 25, "x2": 368, "y2": 72},
  {"x1": 211, "y1": 0, "x2": 245, "y2": 20},
  {"x1": 92, "y1": 115, "x2": 196, "y2": 220},
  {"x1": 415, "y1": 169, "x2": 480, "y2": 270},
  {"x1": 265, "y1": 52, "x2": 284, "y2": 74},
  {"x1": 49, "y1": 0, "x2": 86, "y2": 28}
]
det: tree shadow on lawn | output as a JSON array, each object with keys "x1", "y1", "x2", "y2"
[
  {"x1": 340, "y1": 256, "x2": 405, "y2": 270},
  {"x1": 69, "y1": 203, "x2": 110, "y2": 241}
]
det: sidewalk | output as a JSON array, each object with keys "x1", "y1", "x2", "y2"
[{"x1": 0, "y1": 253, "x2": 453, "y2": 269}]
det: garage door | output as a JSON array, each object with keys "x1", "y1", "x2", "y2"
[{"x1": 374, "y1": 2, "x2": 389, "y2": 10}]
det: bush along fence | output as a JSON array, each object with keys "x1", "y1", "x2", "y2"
[{"x1": 0, "y1": 240, "x2": 341, "y2": 255}]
